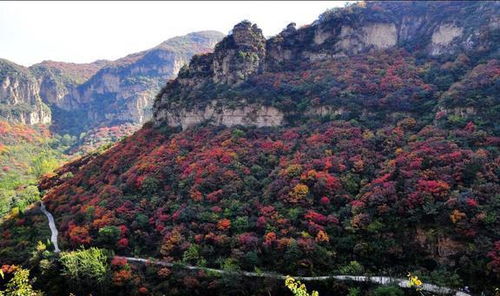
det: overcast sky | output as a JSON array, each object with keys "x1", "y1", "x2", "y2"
[{"x1": 0, "y1": 1, "x2": 349, "y2": 67}]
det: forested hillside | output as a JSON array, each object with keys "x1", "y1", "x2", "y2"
[{"x1": 0, "y1": 121, "x2": 69, "y2": 217}]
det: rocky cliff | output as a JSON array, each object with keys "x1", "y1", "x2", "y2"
[
  {"x1": 153, "y1": 1, "x2": 499, "y2": 129},
  {"x1": 30, "y1": 60, "x2": 110, "y2": 110},
  {"x1": 0, "y1": 59, "x2": 51, "y2": 125}
]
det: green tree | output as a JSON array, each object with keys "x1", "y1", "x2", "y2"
[
  {"x1": 59, "y1": 247, "x2": 110, "y2": 291},
  {"x1": 30, "y1": 152, "x2": 59, "y2": 179},
  {"x1": 339, "y1": 261, "x2": 364, "y2": 275},
  {"x1": 14, "y1": 185, "x2": 40, "y2": 212},
  {"x1": 284, "y1": 239, "x2": 302, "y2": 272},
  {"x1": 0, "y1": 268, "x2": 42, "y2": 296},
  {"x1": 232, "y1": 216, "x2": 249, "y2": 233},
  {"x1": 182, "y1": 244, "x2": 201, "y2": 265},
  {"x1": 97, "y1": 226, "x2": 120, "y2": 247},
  {"x1": 141, "y1": 176, "x2": 160, "y2": 195}
]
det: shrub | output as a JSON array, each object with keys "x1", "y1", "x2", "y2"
[
  {"x1": 339, "y1": 261, "x2": 364, "y2": 275},
  {"x1": 59, "y1": 247, "x2": 110, "y2": 289}
]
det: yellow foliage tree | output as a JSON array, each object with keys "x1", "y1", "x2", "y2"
[
  {"x1": 285, "y1": 276, "x2": 319, "y2": 296},
  {"x1": 407, "y1": 273, "x2": 423, "y2": 291},
  {"x1": 315, "y1": 230, "x2": 330, "y2": 243},
  {"x1": 450, "y1": 209, "x2": 466, "y2": 224},
  {"x1": 288, "y1": 184, "x2": 309, "y2": 203}
]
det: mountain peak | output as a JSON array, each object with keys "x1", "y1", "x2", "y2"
[
  {"x1": 155, "y1": 30, "x2": 224, "y2": 53},
  {"x1": 30, "y1": 59, "x2": 111, "y2": 84},
  {"x1": 231, "y1": 21, "x2": 264, "y2": 48}
]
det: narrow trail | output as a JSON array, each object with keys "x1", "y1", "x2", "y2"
[
  {"x1": 122, "y1": 258, "x2": 470, "y2": 296},
  {"x1": 40, "y1": 201, "x2": 60, "y2": 253},
  {"x1": 39, "y1": 204, "x2": 469, "y2": 295}
]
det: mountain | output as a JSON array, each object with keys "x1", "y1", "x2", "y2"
[
  {"x1": 0, "y1": 2, "x2": 499, "y2": 296},
  {"x1": 0, "y1": 31, "x2": 224, "y2": 243},
  {"x1": 32, "y1": 60, "x2": 111, "y2": 85},
  {"x1": 50, "y1": 31, "x2": 224, "y2": 135},
  {"x1": 29, "y1": 59, "x2": 111, "y2": 111},
  {"x1": 0, "y1": 31, "x2": 224, "y2": 136}
]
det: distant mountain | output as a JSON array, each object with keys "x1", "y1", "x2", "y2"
[
  {"x1": 51, "y1": 30, "x2": 224, "y2": 135},
  {"x1": 0, "y1": 31, "x2": 224, "y2": 136},
  {"x1": 32, "y1": 59, "x2": 111, "y2": 85}
]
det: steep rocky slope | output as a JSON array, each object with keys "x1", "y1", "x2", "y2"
[
  {"x1": 29, "y1": 59, "x2": 110, "y2": 110},
  {"x1": 0, "y1": 2, "x2": 499, "y2": 296},
  {"x1": 0, "y1": 59, "x2": 111, "y2": 126}
]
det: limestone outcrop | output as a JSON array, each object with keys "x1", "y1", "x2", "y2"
[{"x1": 155, "y1": 101, "x2": 284, "y2": 129}]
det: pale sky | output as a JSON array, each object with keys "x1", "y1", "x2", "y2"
[{"x1": 0, "y1": 1, "x2": 349, "y2": 67}]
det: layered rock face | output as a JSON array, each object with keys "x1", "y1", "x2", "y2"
[
  {"x1": 264, "y1": 1, "x2": 498, "y2": 66},
  {"x1": 155, "y1": 100, "x2": 284, "y2": 129},
  {"x1": 153, "y1": 1, "x2": 499, "y2": 129},
  {"x1": 0, "y1": 59, "x2": 51, "y2": 124}
]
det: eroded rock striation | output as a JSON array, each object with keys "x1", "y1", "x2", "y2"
[{"x1": 155, "y1": 100, "x2": 284, "y2": 129}]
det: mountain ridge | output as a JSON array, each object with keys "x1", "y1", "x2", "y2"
[{"x1": 0, "y1": 30, "x2": 224, "y2": 135}]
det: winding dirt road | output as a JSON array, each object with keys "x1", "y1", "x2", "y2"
[
  {"x1": 40, "y1": 201, "x2": 60, "y2": 253},
  {"x1": 123, "y1": 257, "x2": 469, "y2": 296}
]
